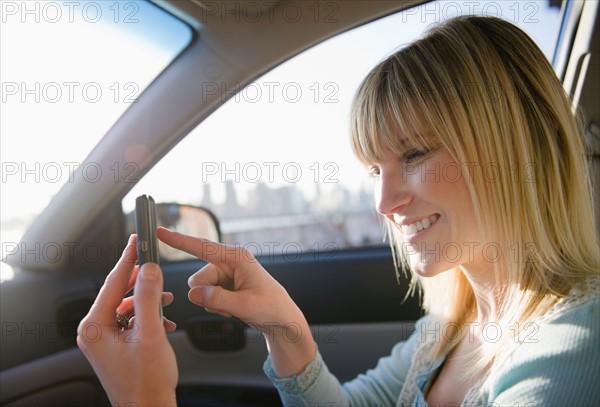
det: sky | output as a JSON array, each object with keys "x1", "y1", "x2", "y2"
[{"x1": 1, "y1": 0, "x2": 190, "y2": 222}]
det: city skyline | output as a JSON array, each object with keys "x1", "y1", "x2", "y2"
[{"x1": 200, "y1": 179, "x2": 376, "y2": 220}]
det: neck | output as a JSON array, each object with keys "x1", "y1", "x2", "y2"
[{"x1": 459, "y1": 264, "x2": 503, "y2": 325}]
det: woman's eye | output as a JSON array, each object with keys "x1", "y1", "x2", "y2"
[
  {"x1": 368, "y1": 166, "x2": 381, "y2": 178},
  {"x1": 404, "y1": 149, "x2": 430, "y2": 164}
]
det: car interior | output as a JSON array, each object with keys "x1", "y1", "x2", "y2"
[{"x1": 1, "y1": 0, "x2": 598, "y2": 406}]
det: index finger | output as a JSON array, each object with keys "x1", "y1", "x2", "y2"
[{"x1": 158, "y1": 227, "x2": 246, "y2": 267}]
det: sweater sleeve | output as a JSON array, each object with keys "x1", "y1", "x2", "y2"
[
  {"x1": 263, "y1": 323, "x2": 422, "y2": 407},
  {"x1": 484, "y1": 297, "x2": 600, "y2": 407}
]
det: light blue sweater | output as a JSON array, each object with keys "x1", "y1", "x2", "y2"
[{"x1": 264, "y1": 289, "x2": 600, "y2": 406}]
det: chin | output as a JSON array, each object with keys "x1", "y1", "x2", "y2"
[{"x1": 408, "y1": 256, "x2": 452, "y2": 278}]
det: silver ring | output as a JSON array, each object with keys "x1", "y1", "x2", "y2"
[{"x1": 116, "y1": 312, "x2": 130, "y2": 329}]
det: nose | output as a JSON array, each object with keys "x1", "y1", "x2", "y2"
[{"x1": 375, "y1": 170, "x2": 412, "y2": 217}]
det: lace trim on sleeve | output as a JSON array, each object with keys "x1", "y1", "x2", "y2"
[
  {"x1": 396, "y1": 321, "x2": 436, "y2": 407},
  {"x1": 263, "y1": 350, "x2": 323, "y2": 395}
]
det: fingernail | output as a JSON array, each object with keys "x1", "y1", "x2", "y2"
[
  {"x1": 140, "y1": 264, "x2": 159, "y2": 281},
  {"x1": 128, "y1": 234, "x2": 135, "y2": 244}
]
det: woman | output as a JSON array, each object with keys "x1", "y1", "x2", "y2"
[{"x1": 77, "y1": 16, "x2": 600, "y2": 406}]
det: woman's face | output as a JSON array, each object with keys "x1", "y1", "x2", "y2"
[{"x1": 370, "y1": 142, "x2": 486, "y2": 277}]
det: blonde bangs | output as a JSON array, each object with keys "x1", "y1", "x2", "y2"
[{"x1": 350, "y1": 51, "x2": 447, "y2": 167}]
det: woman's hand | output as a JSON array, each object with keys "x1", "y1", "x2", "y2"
[
  {"x1": 77, "y1": 235, "x2": 178, "y2": 406},
  {"x1": 158, "y1": 227, "x2": 316, "y2": 378}
]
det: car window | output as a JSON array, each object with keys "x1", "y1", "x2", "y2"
[
  {"x1": 0, "y1": 1, "x2": 191, "y2": 282},
  {"x1": 125, "y1": 0, "x2": 563, "y2": 260}
]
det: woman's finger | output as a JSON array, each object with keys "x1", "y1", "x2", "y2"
[
  {"x1": 133, "y1": 263, "x2": 166, "y2": 335},
  {"x1": 117, "y1": 292, "x2": 174, "y2": 316},
  {"x1": 129, "y1": 315, "x2": 177, "y2": 333},
  {"x1": 188, "y1": 263, "x2": 232, "y2": 289},
  {"x1": 188, "y1": 285, "x2": 243, "y2": 319},
  {"x1": 158, "y1": 227, "x2": 252, "y2": 269},
  {"x1": 164, "y1": 318, "x2": 177, "y2": 333},
  {"x1": 162, "y1": 292, "x2": 174, "y2": 307},
  {"x1": 88, "y1": 235, "x2": 138, "y2": 323},
  {"x1": 125, "y1": 264, "x2": 140, "y2": 294}
]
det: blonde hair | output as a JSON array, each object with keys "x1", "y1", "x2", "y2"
[{"x1": 350, "y1": 16, "x2": 599, "y2": 372}]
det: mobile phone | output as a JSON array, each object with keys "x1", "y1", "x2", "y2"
[{"x1": 135, "y1": 194, "x2": 162, "y2": 318}]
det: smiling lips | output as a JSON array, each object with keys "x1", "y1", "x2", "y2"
[{"x1": 393, "y1": 214, "x2": 441, "y2": 236}]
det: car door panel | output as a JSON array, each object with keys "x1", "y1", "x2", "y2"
[{"x1": 0, "y1": 347, "x2": 110, "y2": 406}]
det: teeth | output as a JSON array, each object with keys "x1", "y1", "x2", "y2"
[{"x1": 400, "y1": 214, "x2": 439, "y2": 236}]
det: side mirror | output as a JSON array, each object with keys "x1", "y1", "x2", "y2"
[{"x1": 126, "y1": 203, "x2": 221, "y2": 262}]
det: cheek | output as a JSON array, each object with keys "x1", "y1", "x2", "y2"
[
  {"x1": 413, "y1": 159, "x2": 472, "y2": 209},
  {"x1": 407, "y1": 167, "x2": 442, "y2": 199}
]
